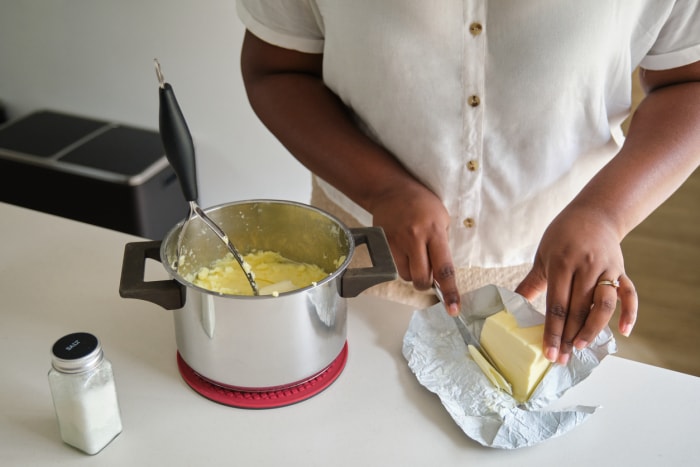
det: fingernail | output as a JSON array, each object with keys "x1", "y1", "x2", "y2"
[
  {"x1": 574, "y1": 338, "x2": 588, "y2": 350},
  {"x1": 620, "y1": 323, "x2": 633, "y2": 337},
  {"x1": 447, "y1": 303, "x2": 460, "y2": 317},
  {"x1": 557, "y1": 353, "x2": 570, "y2": 366},
  {"x1": 544, "y1": 346, "x2": 557, "y2": 362}
]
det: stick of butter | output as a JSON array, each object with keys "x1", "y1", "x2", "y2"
[
  {"x1": 478, "y1": 310, "x2": 551, "y2": 403},
  {"x1": 467, "y1": 344, "x2": 512, "y2": 396}
]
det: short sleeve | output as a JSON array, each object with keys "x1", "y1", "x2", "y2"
[
  {"x1": 640, "y1": 0, "x2": 700, "y2": 69},
  {"x1": 236, "y1": 0, "x2": 325, "y2": 54}
]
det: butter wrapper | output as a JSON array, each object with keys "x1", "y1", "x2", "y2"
[{"x1": 402, "y1": 284, "x2": 617, "y2": 449}]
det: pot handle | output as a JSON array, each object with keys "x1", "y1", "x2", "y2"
[
  {"x1": 119, "y1": 240, "x2": 185, "y2": 310},
  {"x1": 341, "y1": 227, "x2": 398, "y2": 298}
]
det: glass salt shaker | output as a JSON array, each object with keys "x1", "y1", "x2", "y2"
[{"x1": 48, "y1": 332, "x2": 123, "y2": 455}]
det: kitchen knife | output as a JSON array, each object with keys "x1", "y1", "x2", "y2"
[{"x1": 433, "y1": 281, "x2": 499, "y2": 368}]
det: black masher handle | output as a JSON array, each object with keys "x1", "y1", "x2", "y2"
[{"x1": 158, "y1": 82, "x2": 198, "y2": 202}]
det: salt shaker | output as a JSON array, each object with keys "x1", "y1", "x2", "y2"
[{"x1": 48, "y1": 332, "x2": 123, "y2": 455}]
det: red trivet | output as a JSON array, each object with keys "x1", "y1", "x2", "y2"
[{"x1": 177, "y1": 342, "x2": 348, "y2": 409}]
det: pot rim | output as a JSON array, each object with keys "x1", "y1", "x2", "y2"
[{"x1": 160, "y1": 198, "x2": 356, "y2": 299}]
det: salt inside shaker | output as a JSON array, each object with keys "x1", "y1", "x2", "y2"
[{"x1": 48, "y1": 332, "x2": 123, "y2": 455}]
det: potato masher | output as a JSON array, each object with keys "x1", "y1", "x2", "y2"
[{"x1": 154, "y1": 59, "x2": 259, "y2": 295}]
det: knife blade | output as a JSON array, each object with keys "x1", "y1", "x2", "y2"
[{"x1": 433, "y1": 281, "x2": 500, "y2": 369}]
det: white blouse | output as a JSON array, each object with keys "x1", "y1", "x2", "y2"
[{"x1": 236, "y1": 0, "x2": 700, "y2": 267}]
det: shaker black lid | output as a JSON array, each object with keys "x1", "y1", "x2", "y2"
[{"x1": 51, "y1": 332, "x2": 103, "y2": 372}]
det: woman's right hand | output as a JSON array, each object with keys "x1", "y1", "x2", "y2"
[
  {"x1": 241, "y1": 31, "x2": 462, "y2": 315},
  {"x1": 370, "y1": 183, "x2": 461, "y2": 316}
]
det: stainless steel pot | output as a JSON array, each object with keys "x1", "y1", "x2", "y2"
[{"x1": 119, "y1": 200, "x2": 396, "y2": 389}]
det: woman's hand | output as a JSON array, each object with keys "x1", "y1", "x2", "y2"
[
  {"x1": 517, "y1": 61, "x2": 700, "y2": 365},
  {"x1": 369, "y1": 182, "x2": 461, "y2": 316},
  {"x1": 516, "y1": 205, "x2": 638, "y2": 365},
  {"x1": 241, "y1": 30, "x2": 462, "y2": 314}
]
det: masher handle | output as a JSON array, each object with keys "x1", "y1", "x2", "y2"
[{"x1": 158, "y1": 81, "x2": 199, "y2": 202}]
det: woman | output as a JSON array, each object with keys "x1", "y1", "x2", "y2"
[{"x1": 235, "y1": 1, "x2": 700, "y2": 365}]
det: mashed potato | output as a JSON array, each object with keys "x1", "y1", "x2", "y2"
[{"x1": 187, "y1": 250, "x2": 332, "y2": 296}]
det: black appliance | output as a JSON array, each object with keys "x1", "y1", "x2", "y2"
[{"x1": 0, "y1": 110, "x2": 188, "y2": 239}]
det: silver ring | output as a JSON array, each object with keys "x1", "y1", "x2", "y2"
[{"x1": 597, "y1": 279, "x2": 620, "y2": 289}]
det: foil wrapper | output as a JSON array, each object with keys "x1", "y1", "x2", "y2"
[{"x1": 402, "y1": 284, "x2": 617, "y2": 449}]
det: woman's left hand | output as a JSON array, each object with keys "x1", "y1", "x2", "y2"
[{"x1": 515, "y1": 205, "x2": 638, "y2": 365}]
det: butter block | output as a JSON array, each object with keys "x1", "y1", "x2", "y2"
[
  {"x1": 480, "y1": 310, "x2": 550, "y2": 402},
  {"x1": 467, "y1": 345, "x2": 512, "y2": 396}
]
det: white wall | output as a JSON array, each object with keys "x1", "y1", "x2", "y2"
[{"x1": 0, "y1": 0, "x2": 311, "y2": 206}]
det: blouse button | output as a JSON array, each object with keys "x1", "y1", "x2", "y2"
[
  {"x1": 463, "y1": 217, "x2": 475, "y2": 229},
  {"x1": 467, "y1": 160, "x2": 479, "y2": 171},
  {"x1": 469, "y1": 22, "x2": 483, "y2": 36},
  {"x1": 468, "y1": 95, "x2": 480, "y2": 107}
]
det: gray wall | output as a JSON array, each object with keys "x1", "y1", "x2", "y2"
[{"x1": 0, "y1": 0, "x2": 310, "y2": 206}]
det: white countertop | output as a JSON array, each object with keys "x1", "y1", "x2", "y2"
[{"x1": 0, "y1": 201, "x2": 697, "y2": 466}]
